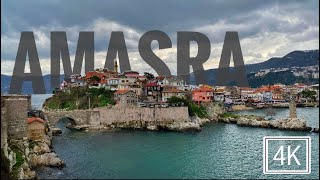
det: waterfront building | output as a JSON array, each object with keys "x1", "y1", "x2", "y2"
[
  {"x1": 272, "y1": 88, "x2": 286, "y2": 103},
  {"x1": 213, "y1": 89, "x2": 225, "y2": 102},
  {"x1": 239, "y1": 87, "x2": 256, "y2": 101},
  {"x1": 293, "y1": 83, "x2": 308, "y2": 93},
  {"x1": 192, "y1": 86, "x2": 214, "y2": 104}
]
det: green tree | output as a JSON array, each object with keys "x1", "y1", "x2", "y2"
[
  {"x1": 167, "y1": 96, "x2": 208, "y2": 118},
  {"x1": 299, "y1": 90, "x2": 317, "y2": 102},
  {"x1": 90, "y1": 75, "x2": 101, "y2": 83}
]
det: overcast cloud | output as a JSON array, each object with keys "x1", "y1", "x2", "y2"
[{"x1": 1, "y1": 0, "x2": 319, "y2": 75}]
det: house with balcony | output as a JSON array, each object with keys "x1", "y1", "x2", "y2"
[
  {"x1": 161, "y1": 88, "x2": 189, "y2": 102},
  {"x1": 144, "y1": 82, "x2": 162, "y2": 102},
  {"x1": 192, "y1": 87, "x2": 214, "y2": 105},
  {"x1": 161, "y1": 76, "x2": 186, "y2": 90},
  {"x1": 114, "y1": 89, "x2": 138, "y2": 107}
]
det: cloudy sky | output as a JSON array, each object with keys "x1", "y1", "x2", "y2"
[{"x1": 1, "y1": 0, "x2": 319, "y2": 76}]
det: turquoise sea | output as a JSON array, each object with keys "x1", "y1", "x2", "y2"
[{"x1": 32, "y1": 95, "x2": 319, "y2": 179}]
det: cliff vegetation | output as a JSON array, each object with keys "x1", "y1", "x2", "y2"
[{"x1": 43, "y1": 87, "x2": 115, "y2": 110}]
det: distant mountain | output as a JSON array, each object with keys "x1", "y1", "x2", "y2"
[
  {"x1": 1, "y1": 74, "x2": 64, "y2": 94},
  {"x1": 193, "y1": 50, "x2": 319, "y2": 86},
  {"x1": 246, "y1": 50, "x2": 319, "y2": 73},
  {"x1": 247, "y1": 71, "x2": 319, "y2": 88},
  {"x1": 1, "y1": 50, "x2": 319, "y2": 93}
]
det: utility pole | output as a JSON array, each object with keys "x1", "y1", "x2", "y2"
[{"x1": 86, "y1": 92, "x2": 92, "y2": 109}]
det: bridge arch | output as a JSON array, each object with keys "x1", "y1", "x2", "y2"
[{"x1": 44, "y1": 110, "x2": 90, "y2": 126}]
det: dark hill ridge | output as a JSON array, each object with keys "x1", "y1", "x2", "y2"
[
  {"x1": 1, "y1": 74, "x2": 64, "y2": 94},
  {"x1": 1, "y1": 50, "x2": 319, "y2": 93},
  {"x1": 246, "y1": 50, "x2": 319, "y2": 73},
  {"x1": 192, "y1": 49, "x2": 319, "y2": 86}
]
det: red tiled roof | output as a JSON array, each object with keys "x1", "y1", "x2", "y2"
[
  {"x1": 163, "y1": 89, "x2": 186, "y2": 93},
  {"x1": 192, "y1": 87, "x2": 214, "y2": 92},
  {"x1": 239, "y1": 87, "x2": 254, "y2": 91},
  {"x1": 214, "y1": 89, "x2": 224, "y2": 93},
  {"x1": 144, "y1": 82, "x2": 159, "y2": 87},
  {"x1": 27, "y1": 117, "x2": 46, "y2": 124},
  {"x1": 114, "y1": 89, "x2": 131, "y2": 95},
  {"x1": 156, "y1": 76, "x2": 165, "y2": 81},
  {"x1": 85, "y1": 71, "x2": 105, "y2": 79}
]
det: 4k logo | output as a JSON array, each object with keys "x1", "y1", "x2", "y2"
[
  {"x1": 273, "y1": 145, "x2": 301, "y2": 166},
  {"x1": 263, "y1": 136, "x2": 311, "y2": 174}
]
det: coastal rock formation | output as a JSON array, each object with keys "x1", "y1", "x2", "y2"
[
  {"x1": 146, "y1": 125, "x2": 158, "y2": 131},
  {"x1": 191, "y1": 116, "x2": 211, "y2": 126},
  {"x1": 3, "y1": 139, "x2": 38, "y2": 179},
  {"x1": 166, "y1": 121, "x2": 201, "y2": 132},
  {"x1": 32, "y1": 142, "x2": 51, "y2": 154},
  {"x1": 204, "y1": 102, "x2": 226, "y2": 120},
  {"x1": 51, "y1": 128, "x2": 62, "y2": 136},
  {"x1": 30, "y1": 152, "x2": 64, "y2": 167},
  {"x1": 19, "y1": 163, "x2": 36, "y2": 179},
  {"x1": 69, "y1": 119, "x2": 202, "y2": 133},
  {"x1": 218, "y1": 114, "x2": 317, "y2": 132},
  {"x1": 28, "y1": 136, "x2": 64, "y2": 168},
  {"x1": 269, "y1": 118, "x2": 309, "y2": 131}
]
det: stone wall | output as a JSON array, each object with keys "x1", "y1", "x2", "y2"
[
  {"x1": 97, "y1": 107, "x2": 189, "y2": 125},
  {"x1": 1, "y1": 98, "x2": 8, "y2": 151},
  {"x1": 1, "y1": 95, "x2": 31, "y2": 143},
  {"x1": 5, "y1": 99, "x2": 29, "y2": 139},
  {"x1": 1, "y1": 94, "x2": 31, "y2": 110},
  {"x1": 44, "y1": 107, "x2": 190, "y2": 126}
]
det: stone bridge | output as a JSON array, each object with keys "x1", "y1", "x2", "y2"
[
  {"x1": 44, "y1": 110, "x2": 93, "y2": 126},
  {"x1": 44, "y1": 107, "x2": 190, "y2": 127}
]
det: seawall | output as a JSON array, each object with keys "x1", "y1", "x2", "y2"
[{"x1": 45, "y1": 106, "x2": 190, "y2": 126}]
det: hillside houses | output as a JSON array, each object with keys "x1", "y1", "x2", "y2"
[
  {"x1": 59, "y1": 62, "x2": 319, "y2": 108},
  {"x1": 254, "y1": 65, "x2": 319, "y2": 79},
  {"x1": 114, "y1": 89, "x2": 138, "y2": 107},
  {"x1": 162, "y1": 88, "x2": 189, "y2": 102}
]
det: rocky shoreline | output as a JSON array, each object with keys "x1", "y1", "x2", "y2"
[
  {"x1": 66, "y1": 119, "x2": 204, "y2": 133},
  {"x1": 218, "y1": 114, "x2": 319, "y2": 133},
  {"x1": 66, "y1": 114, "x2": 319, "y2": 134},
  {"x1": 62, "y1": 103, "x2": 319, "y2": 134},
  {"x1": 2, "y1": 130, "x2": 64, "y2": 179}
]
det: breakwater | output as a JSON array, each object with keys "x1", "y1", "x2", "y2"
[
  {"x1": 218, "y1": 114, "x2": 319, "y2": 133},
  {"x1": 44, "y1": 106, "x2": 190, "y2": 125}
]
